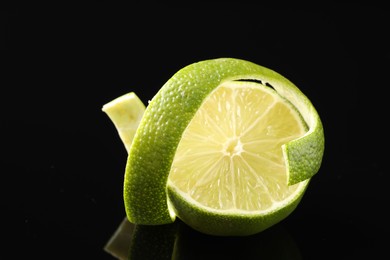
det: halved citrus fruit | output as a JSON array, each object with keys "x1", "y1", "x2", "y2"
[{"x1": 105, "y1": 58, "x2": 324, "y2": 236}]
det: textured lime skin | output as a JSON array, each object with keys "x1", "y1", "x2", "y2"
[
  {"x1": 284, "y1": 121, "x2": 324, "y2": 185},
  {"x1": 124, "y1": 58, "x2": 324, "y2": 225}
]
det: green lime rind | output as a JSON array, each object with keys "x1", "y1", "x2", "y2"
[
  {"x1": 124, "y1": 58, "x2": 324, "y2": 225},
  {"x1": 270, "y1": 76, "x2": 325, "y2": 185},
  {"x1": 167, "y1": 179, "x2": 309, "y2": 236},
  {"x1": 284, "y1": 118, "x2": 324, "y2": 185}
]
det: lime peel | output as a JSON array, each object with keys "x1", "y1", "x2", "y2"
[{"x1": 102, "y1": 92, "x2": 145, "y2": 152}]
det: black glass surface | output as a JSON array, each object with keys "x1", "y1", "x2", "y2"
[{"x1": 2, "y1": 3, "x2": 389, "y2": 259}]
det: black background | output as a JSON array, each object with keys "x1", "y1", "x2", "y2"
[{"x1": 2, "y1": 3, "x2": 389, "y2": 259}]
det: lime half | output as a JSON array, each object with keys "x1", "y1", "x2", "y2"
[{"x1": 106, "y1": 58, "x2": 324, "y2": 236}]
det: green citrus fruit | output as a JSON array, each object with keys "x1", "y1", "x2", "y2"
[{"x1": 106, "y1": 58, "x2": 324, "y2": 236}]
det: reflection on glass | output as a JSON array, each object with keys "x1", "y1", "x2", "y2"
[{"x1": 105, "y1": 217, "x2": 301, "y2": 260}]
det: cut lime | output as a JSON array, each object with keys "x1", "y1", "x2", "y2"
[{"x1": 110, "y1": 58, "x2": 324, "y2": 235}]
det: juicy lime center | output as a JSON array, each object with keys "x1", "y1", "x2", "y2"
[
  {"x1": 169, "y1": 81, "x2": 308, "y2": 212},
  {"x1": 224, "y1": 137, "x2": 243, "y2": 156}
]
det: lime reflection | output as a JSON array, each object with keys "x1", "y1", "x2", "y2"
[{"x1": 105, "y1": 218, "x2": 301, "y2": 260}]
